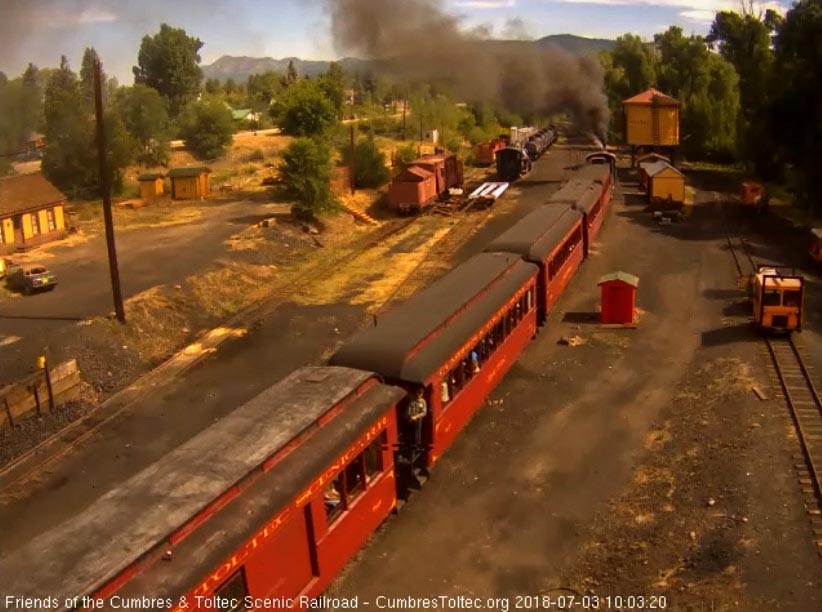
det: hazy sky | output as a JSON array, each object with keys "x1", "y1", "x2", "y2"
[{"x1": 0, "y1": 0, "x2": 789, "y2": 82}]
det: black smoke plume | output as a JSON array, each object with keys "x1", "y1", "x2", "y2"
[{"x1": 328, "y1": 0, "x2": 609, "y2": 132}]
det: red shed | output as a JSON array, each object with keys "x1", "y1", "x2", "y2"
[{"x1": 598, "y1": 271, "x2": 639, "y2": 325}]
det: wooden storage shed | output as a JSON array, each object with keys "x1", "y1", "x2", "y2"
[
  {"x1": 168, "y1": 167, "x2": 212, "y2": 201},
  {"x1": 645, "y1": 161, "x2": 685, "y2": 203},
  {"x1": 598, "y1": 271, "x2": 639, "y2": 325},
  {"x1": 637, "y1": 153, "x2": 672, "y2": 189},
  {"x1": 137, "y1": 173, "x2": 165, "y2": 201},
  {"x1": 624, "y1": 88, "x2": 680, "y2": 165}
]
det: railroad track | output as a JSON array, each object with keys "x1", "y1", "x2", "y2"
[
  {"x1": 766, "y1": 335, "x2": 822, "y2": 552},
  {"x1": 722, "y1": 199, "x2": 822, "y2": 554}
]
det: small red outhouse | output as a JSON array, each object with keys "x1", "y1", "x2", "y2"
[{"x1": 598, "y1": 271, "x2": 639, "y2": 325}]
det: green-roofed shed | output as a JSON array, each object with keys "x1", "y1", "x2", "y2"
[
  {"x1": 598, "y1": 271, "x2": 639, "y2": 325},
  {"x1": 168, "y1": 167, "x2": 212, "y2": 200}
]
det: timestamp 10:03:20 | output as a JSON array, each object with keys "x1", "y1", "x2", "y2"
[{"x1": 514, "y1": 594, "x2": 668, "y2": 609}]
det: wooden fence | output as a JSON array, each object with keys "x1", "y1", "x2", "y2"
[{"x1": 0, "y1": 359, "x2": 82, "y2": 429}]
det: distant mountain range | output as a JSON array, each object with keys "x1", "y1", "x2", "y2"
[{"x1": 201, "y1": 34, "x2": 616, "y2": 82}]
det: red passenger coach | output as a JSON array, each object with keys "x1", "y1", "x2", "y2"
[
  {"x1": 576, "y1": 160, "x2": 614, "y2": 216},
  {"x1": 331, "y1": 253, "x2": 538, "y2": 479},
  {"x1": 0, "y1": 367, "x2": 404, "y2": 610},
  {"x1": 549, "y1": 178, "x2": 606, "y2": 253},
  {"x1": 485, "y1": 207, "x2": 584, "y2": 323}
]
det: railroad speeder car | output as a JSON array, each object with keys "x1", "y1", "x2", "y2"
[
  {"x1": 752, "y1": 266, "x2": 804, "y2": 332},
  {"x1": 0, "y1": 155, "x2": 616, "y2": 609}
]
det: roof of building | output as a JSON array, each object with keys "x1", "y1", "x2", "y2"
[
  {"x1": 645, "y1": 160, "x2": 683, "y2": 178},
  {"x1": 331, "y1": 253, "x2": 538, "y2": 384},
  {"x1": 167, "y1": 166, "x2": 212, "y2": 178},
  {"x1": 598, "y1": 271, "x2": 640, "y2": 287},
  {"x1": 231, "y1": 108, "x2": 253, "y2": 120},
  {"x1": 486, "y1": 207, "x2": 582, "y2": 262},
  {"x1": 0, "y1": 173, "x2": 66, "y2": 217},
  {"x1": 25, "y1": 131, "x2": 46, "y2": 141},
  {"x1": 623, "y1": 88, "x2": 681, "y2": 106},
  {"x1": 136, "y1": 172, "x2": 165, "y2": 181},
  {"x1": 637, "y1": 153, "x2": 671, "y2": 165},
  {"x1": 0, "y1": 366, "x2": 403, "y2": 603}
]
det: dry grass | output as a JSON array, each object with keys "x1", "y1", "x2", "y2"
[
  {"x1": 92, "y1": 285, "x2": 192, "y2": 364},
  {"x1": 187, "y1": 261, "x2": 278, "y2": 318}
]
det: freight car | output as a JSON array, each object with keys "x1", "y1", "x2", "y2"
[
  {"x1": 0, "y1": 157, "x2": 617, "y2": 610},
  {"x1": 474, "y1": 138, "x2": 506, "y2": 166},
  {"x1": 388, "y1": 153, "x2": 464, "y2": 213},
  {"x1": 495, "y1": 146, "x2": 532, "y2": 182}
]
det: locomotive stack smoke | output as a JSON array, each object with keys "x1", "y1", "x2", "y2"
[{"x1": 328, "y1": 0, "x2": 610, "y2": 134}]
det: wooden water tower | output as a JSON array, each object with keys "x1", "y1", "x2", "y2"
[{"x1": 623, "y1": 88, "x2": 680, "y2": 167}]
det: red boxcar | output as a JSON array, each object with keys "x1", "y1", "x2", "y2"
[
  {"x1": 331, "y1": 253, "x2": 538, "y2": 475},
  {"x1": 388, "y1": 166, "x2": 438, "y2": 212},
  {"x1": 410, "y1": 153, "x2": 464, "y2": 195},
  {"x1": 485, "y1": 207, "x2": 585, "y2": 322},
  {"x1": 387, "y1": 153, "x2": 464, "y2": 213},
  {"x1": 1, "y1": 367, "x2": 404, "y2": 610},
  {"x1": 474, "y1": 139, "x2": 505, "y2": 166}
]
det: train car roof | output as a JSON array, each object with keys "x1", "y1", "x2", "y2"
[
  {"x1": 0, "y1": 366, "x2": 402, "y2": 603},
  {"x1": 484, "y1": 207, "x2": 582, "y2": 262},
  {"x1": 117, "y1": 376, "x2": 403, "y2": 601},
  {"x1": 550, "y1": 178, "x2": 601, "y2": 214},
  {"x1": 573, "y1": 163, "x2": 611, "y2": 184},
  {"x1": 331, "y1": 253, "x2": 538, "y2": 384}
]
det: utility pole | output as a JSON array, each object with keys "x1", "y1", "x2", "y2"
[
  {"x1": 402, "y1": 99, "x2": 407, "y2": 141},
  {"x1": 349, "y1": 123, "x2": 356, "y2": 195},
  {"x1": 94, "y1": 59, "x2": 126, "y2": 324}
]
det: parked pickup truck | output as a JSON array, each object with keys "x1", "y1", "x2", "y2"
[{"x1": 5, "y1": 263, "x2": 58, "y2": 295}]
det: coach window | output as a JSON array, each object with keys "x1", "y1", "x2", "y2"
[
  {"x1": 214, "y1": 569, "x2": 250, "y2": 611},
  {"x1": 345, "y1": 454, "x2": 366, "y2": 501},
  {"x1": 324, "y1": 474, "x2": 345, "y2": 523},
  {"x1": 364, "y1": 433, "x2": 385, "y2": 482},
  {"x1": 763, "y1": 290, "x2": 781, "y2": 306}
]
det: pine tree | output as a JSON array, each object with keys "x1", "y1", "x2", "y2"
[{"x1": 80, "y1": 47, "x2": 104, "y2": 109}]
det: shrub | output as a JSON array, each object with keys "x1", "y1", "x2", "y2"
[
  {"x1": 340, "y1": 137, "x2": 390, "y2": 189},
  {"x1": 279, "y1": 137, "x2": 338, "y2": 221},
  {"x1": 178, "y1": 98, "x2": 235, "y2": 160}
]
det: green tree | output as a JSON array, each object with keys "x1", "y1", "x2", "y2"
[
  {"x1": 708, "y1": 10, "x2": 781, "y2": 173},
  {"x1": 79, "y1": 47, "x2": 104, "y2": 109},
  {"x1": 133, "y1": 24, "x2": 204, "y2": 115},
  {"x1": 318, "y1": 62, "x2": 346, "y2": 115},
  {"x1": 204, "y1": 78, "x2": 221, "y2": 94},
  {"x1": 279, "y1": 137, "x2": 338, "y2": 221},
  {"x1": 247, "y1": 71, "x2": 282, "y2": 105},
  {"x1": 654, "y1": 27, "x2": 740, "y2": 158},
  {"x1": 117, "y1": 84, "x2": 171, "y2": 165},
  {"x1": 340, "y1": 137, "x2": 390, "y2": 188},
  {"x1": 393, "y1": 144, "x2": 418, "y2": 172},
  {"x1": 278, "y1": 80, "x2": 338, "y2": 136},
  {"x1": 770, "y1": 0, "x2": 822, "y2": 207},
  {"x1": 282, "y1": 60, "x2": 298, "y2": 89},
  {"x1": 42, "y1": 56, "x2": 134, "y2": 196},
  {"x1": 178, "y1": 98, "x2": 234, "y2": 159}
]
